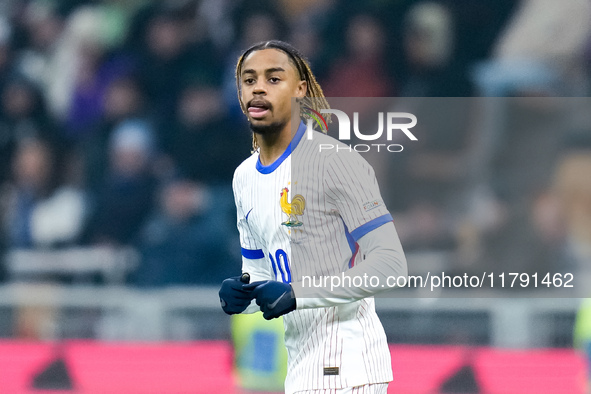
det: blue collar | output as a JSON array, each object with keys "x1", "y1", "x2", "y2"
[{"x1": 256, "y1": 121, "x2": 306, "y2": 174}]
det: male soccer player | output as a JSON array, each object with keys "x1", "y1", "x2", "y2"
[{"x1": 219, "y1": 40, "x2": 408, "y2": 394}]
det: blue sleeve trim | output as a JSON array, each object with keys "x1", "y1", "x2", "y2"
[
  {"x1": 241, "y1": 247, "x2": 265, "y2": 259},
  {"x1": 350, "y1": 213, "x2": 393, "y2": 242}
]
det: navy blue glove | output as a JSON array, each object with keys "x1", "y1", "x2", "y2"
[
  {"x1": 243, "y1": 280, "x2": 296, "y2": 320},
  {"x1": 219, "y1": 275, "x2": 254, "y2": 315}
]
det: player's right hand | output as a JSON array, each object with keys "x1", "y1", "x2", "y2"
[{"x1": 219, "y1": 275, "x2": 254, "y2": 315}]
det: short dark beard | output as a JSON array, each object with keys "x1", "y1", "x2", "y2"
[{"x1": 249, "y1": 120, "x2": 287, "y2": 136}]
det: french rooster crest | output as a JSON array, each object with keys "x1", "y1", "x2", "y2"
[{"x1": 280, "y1": 187, "x2": 305, "y2": 227}]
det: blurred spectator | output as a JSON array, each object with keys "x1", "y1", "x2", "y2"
[
  {"x1": 82, "y1": 76, "x2": 148, "y2": 190},
  {"x1": 400, "y1": 1, "x2": 472, "y2": 97},
  {"x1": 55, "y1": 6, "x2": 134, "y2": 141},
  {"x1": 161, "y1": 82, "x2": 251, "y2": 185},
  {"x1": 23, "y1": 5, "x2": 124, "y2": 124},
  {"x1": 13, "y1": 1, "x2": 65, "y2": 101},
  {"x1": 222, "y1": 2, "x2": 286, "y2": 119},
  {"x1": 231, "y1": 1, "x2": 287, "y2": 48},
  {"x1": 458, "y1": 100, "x2": 576, "y2": 276},
  {"x1": 0, "y1": 138, "x2": 53, "y2": 248},
  {"x1": 383, "y1": 98, "x2": 472, "y2": 252},
  {"x1": 0, "y1": 138, "x2": 84, "y2": 248},
  {"x1": 322, "y1": 14, "x2": 395, "y2": 98},
  {"x1": 82, "y1": 119, "x2": 157, "y2": 246},
  {"x1": 526, "y1": 129, "x2": 591, "y2": 291},
  {"x1": 64, "y1": 46, "x2": 134, "y2": 142},
  {"x1": 133, "y1": 6, "x2": 219, "y2": 122},
  {"x1": 0, "y1": 76, "x2": 58, "y2": 184},
  {"x1": 473, "y1": 0, "x2": 591, "y2": 97},
  {"x1": 551, "y1": 138, "x2": 591, "y2": 285},
  {"x1": 102, "y1": 76, "x2": 145, "y2": 125},
  {"x1": 285, "y1": 0, "x2": 336, "y2": 80},
  {"x1": 288, "y1": 26, "x2": 327, "y2": 79},
  {"x1": 193, "y1": 0, "x2": 234, "y2": 49},
  {"x1": 132, "y1": 180, "x2": 238, "y2": 286}
]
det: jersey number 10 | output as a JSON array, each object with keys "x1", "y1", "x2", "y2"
[{"x1": 270, "y1": 249, "x2": 291, "y2": 284}]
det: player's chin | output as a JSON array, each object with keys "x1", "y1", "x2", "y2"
[
  {"x1": 249, "y1": 118, "x2": 284, "y2": 135},
  {"x1": 248, "y1": 115, "x2": 269, "y2": 124}
]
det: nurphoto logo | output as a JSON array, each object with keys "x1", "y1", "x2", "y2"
[{"x1": 304, "y1": 106, "x2": 418, "y2": 153}]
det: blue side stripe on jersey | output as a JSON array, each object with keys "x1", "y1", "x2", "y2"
[
  {"x1": 350, "y1": 213, "x2": 393, "y2": 241},
  {"x1": 255, "y1": 121, "x2": 307, "y2": 174},
  {"x1": 342, "y1": 220, "x2": 357, "y2": 256},
  {"x1": 342, "y1": 220, "x2": 359, "y2": 268},
  {"x1": 241, "y1": 247, "x2": 265, "y2": 259}
]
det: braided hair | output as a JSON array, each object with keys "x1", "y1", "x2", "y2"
[{"x1": 235, "y1": 40, "x2": 330, "y2": 152}]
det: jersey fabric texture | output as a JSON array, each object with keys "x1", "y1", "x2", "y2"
[
  {"x1": 295, "y1": 382, "x2": 389, "y2": 394},
  {"x1": 232, "y1": 121, "x2": 394, "y2": 393}
]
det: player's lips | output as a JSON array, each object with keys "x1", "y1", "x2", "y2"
[{"x1": 247, "y1": 99, "x2": 271, "y2": 119}]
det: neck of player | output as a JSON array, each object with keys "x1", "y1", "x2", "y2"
[{"x1": 257, "y1": 119, "x2": 299, "y2": 166}]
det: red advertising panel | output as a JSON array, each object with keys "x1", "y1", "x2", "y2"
[{"x1": 0, "y1": 341, "x2": 586, "y2": 393}]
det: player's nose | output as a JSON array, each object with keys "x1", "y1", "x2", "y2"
[{"x1": 252, "y1": 80, "x2": 267, "y2": 95}]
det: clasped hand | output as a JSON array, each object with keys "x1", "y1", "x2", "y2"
[{"x1": 219, "y1": 277, "x2": 296, "y2": 319}]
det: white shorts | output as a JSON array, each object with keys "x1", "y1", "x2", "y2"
[{"x1": 295, "y1": 383, "x2": 389, "y2": 394}]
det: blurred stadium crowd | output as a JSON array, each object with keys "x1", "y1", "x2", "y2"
[{"x1": 0, "y1": 0, "x2": 590, "y2": 288}]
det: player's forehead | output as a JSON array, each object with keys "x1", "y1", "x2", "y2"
[{"x1": 241, "y1": 48, "x2": 299, "y2": 78}]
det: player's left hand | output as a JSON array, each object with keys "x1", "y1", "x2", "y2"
[{"x1": 243, "y1": 280, "x2": 296, "y2": 320}]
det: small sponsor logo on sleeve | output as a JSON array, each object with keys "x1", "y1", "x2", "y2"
[{"x1": 363, "y1": 200, "x2": 381, "y2": 212}]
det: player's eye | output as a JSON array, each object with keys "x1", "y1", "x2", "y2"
[
  {"x1": 269, "y1": 77, "x2": 281, "y2": 83},
  {"x1": 243, "y1": 78, "x2": 255, "y2": 85}
]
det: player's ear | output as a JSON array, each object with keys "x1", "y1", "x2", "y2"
[{"x1": 296, "y1": 80, "x2": 307, "y2": 99}]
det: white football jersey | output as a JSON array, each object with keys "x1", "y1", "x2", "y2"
[{"x1": 232, "y1": 121, "x2": 394, "y2": 393}]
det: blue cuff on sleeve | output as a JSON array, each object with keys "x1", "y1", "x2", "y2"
[
  {"x1": 241, "y1": 247, "x2": 265, "y2": 259},
  {"x1": 350, "y1": 213, "x2": 393, "y2": 241}
]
